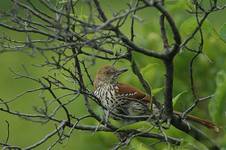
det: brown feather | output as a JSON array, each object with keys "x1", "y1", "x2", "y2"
[
  {"x1": 116, "y1": 83, "x2": 151, "y2": 103},
  {"x1": 174, "y1": 111, "x2": 220, "y2": 132},
  {"x1": 94, "y1": 66, "x2": 219, "y2": 132}
]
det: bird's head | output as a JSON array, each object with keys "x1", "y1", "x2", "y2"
[{"x1": 94, "y1": 65, "x2": 128, "y2": 88}]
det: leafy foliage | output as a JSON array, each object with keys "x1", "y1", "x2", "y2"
[
  {"x1": 0, "y1": 0, "x2": 226, "y2": 149},
  {"x1": 219, "y1": 23, "x2": 226, "y2": 43},
  {"x1": 209, "y1": 70, "x2": 226, "y2": 126}
]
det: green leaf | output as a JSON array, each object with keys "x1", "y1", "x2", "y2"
[
  {"x1": 219, "y1": 23, "x2": 226, "y2": 42},
  {"x1": 140, "y1": 63, "x2": 160, "y2": 84},
  {"x1": 167, "y1": 1, "x2": 188, "y2": 12},
  {"x1": 209, "y1": 70, "x2": 226, "y2": 125},
  {"x1": 173, "y1": 91, "x2": 187, "y2": 106},
  {"x1": 152, "y1": 87, "x2": 163, "y2": 96},
  {"x1": 130, "y1": 139, "x2": 150, "y2": 150},
  {"x1": 116, "y1": 121, "x2": 153, "y2": 131},
  {"x1": 180, "y1": 17, "x2": 212, "y2": 37},
  {"x1": 141, "y1": 63, "x2": 157, "y2": 74}
]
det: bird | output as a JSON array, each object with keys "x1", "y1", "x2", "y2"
[{"x1": 93, "y1": 65, "x2": 219, "y2": 131}]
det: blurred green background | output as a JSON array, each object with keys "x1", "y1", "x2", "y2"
[{"x1": 0, "y1": 0, "x2": 226, "y2": 149}]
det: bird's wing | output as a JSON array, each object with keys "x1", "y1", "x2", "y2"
[{"x1": 116, "y1": 83, "x2": 151, "y2": 103}]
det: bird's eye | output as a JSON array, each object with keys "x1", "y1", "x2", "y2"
[
  {"x1": 106, "y1": 69, "x2": 114, "y2": 75},
  {"x1": 106, "y1": 70, "x2": 112, "y2": 74}
]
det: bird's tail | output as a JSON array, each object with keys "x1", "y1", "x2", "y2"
[{"x1": 174, "y1": 111, "x2": 219, "y2": 132}]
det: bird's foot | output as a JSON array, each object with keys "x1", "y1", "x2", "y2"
[{"x1": 103, "y1": 110, "x2": 110, "y2": 127}]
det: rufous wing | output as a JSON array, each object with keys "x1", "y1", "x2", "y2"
[
  {"x1": 116, "y1": 83, "x2": 151, "y2": 103},
  {"x1": 174, "y1": 111, "x2": 220, "y2": 132}
]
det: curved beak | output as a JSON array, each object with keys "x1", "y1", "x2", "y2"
[{"x1": 116, "y1": 68, "x2": 128, "y2": 76}]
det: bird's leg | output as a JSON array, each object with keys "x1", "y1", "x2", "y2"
[
  {"x1": 159, "y1": 125, "x2": 171, "y2": 148},
  {"x1": 95, "y1": 109, "x2": 110, "y2": 129},
  {"x1": 162, "y1": 118, "x2": 171, "y2": 129},
  {"x1": 94, "y1": 122, "x2": 101, "y2": 133},
  {"x1": 156, "y1": 106, "x2": 171, "y2": 129},
  {"x1": 103, "y1": 110, "x2": 110, "y2": 127},
  {"x1": 184, "y1": 119, "x2": 191, "y2": 130},
  {"x1": 159, "y1": 125, "x2": 168, "y2": 142}
]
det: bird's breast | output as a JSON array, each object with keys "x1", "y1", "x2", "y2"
[{"x1": 94, "y1": 84, "x2": 117, "y2": 108}]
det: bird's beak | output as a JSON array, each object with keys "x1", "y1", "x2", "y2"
[{"x1": 116, "y1": 68, "x2": 128, "y2": 75}]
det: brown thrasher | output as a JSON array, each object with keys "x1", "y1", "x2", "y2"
[{"x1": 94, "y1": 65, "x2": 218, "y2": 131}]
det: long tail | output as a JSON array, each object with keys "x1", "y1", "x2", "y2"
[{"x1": 174, "y1": 111, "x2": 219, "y2": 132}]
